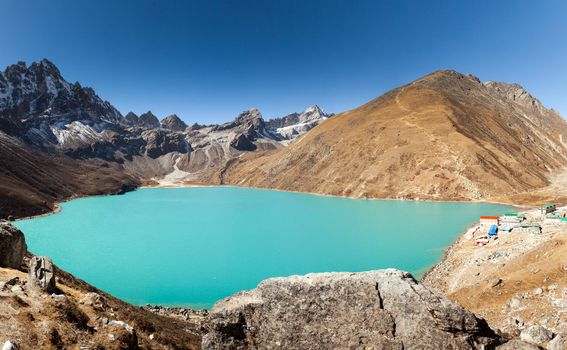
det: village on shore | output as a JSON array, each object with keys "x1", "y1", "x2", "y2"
[{"x1": 473, "y1": 204, "x2": 563, "y2": 247}]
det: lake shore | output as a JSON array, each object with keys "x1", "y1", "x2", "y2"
[
  {"x1": 15, "y1": 186, "x2": 511, "y2": 310},
  {"x1": 142, "y1": 180, "x2": 527, "y2": 208}
]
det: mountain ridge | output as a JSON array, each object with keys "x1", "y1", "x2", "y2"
[{"x1": 214, "y1": 70, "x2": 567, "y2": 202}]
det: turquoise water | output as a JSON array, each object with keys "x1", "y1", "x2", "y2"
[{"x1": 15, "y1": 187, "x2": 511, "y2": 309}]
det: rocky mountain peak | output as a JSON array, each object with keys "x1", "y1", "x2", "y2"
[
  {"x1": 0, "y1": 59, "x2": 123, "y2": 127},
  {"x1": 237, "y1": 108, "x2": 263, "y2": 122},
  {"x1": 123, "y1": 111, "x2": 139, "y2": 126},
  {"x1": 31, "y1": 58, "x2": 62, "y2": 77},
  {"x1": 298, "y1": 104, "x2": 329, "y2": 123},
  {"x1": 160, "y1": 114, "x2": 188, "y2": 132},
  {"x1": 265, "y1": 105, "x2": 331, "y2": 140},
  {"x1": 138, "y1": 111, "x2": 160, "y2": 129}
]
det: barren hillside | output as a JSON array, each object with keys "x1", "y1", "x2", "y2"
[
  {"x1": 0, "y1": 132, "x2": 139, "y2": 219},
  {"x1": 216, "y1": 70, "x2": 567, "y2": 202}
]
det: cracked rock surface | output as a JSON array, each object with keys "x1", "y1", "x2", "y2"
[{"x1": 203, "y1": 269, "x2": 502, "y2": 349}]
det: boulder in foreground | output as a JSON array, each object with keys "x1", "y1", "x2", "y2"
[
  {"x1": 28, "y1": 256, "x2": 56, "y2": 293},
  {"x1": 203, "y1": 269, "x2": 502, "y2": 350},
  {"x1": 0, "y1": 221, "x2": 27, "y2": 269}
]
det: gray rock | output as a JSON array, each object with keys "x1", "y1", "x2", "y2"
[
  {"x1": 520, "y1": 325, "x2": 553, "y2": 346},
  {"x1": 0, "y1": 221, "x2": 27, "y2": 269},
  {"x1": 28, "y1": 256, "x2": 56, "y2": 293},
  {"x1": 203, "y1": 269, "x2": 501, "y2": 350},
  {"x1": 495, "y1": 339, "x2": 542, "y2": 349},
  {"x1": 548, "y1": 334, "x2": 567, "y2": 350}
]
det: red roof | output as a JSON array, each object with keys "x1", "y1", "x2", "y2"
[{"x1": 480, "y1": 216, "x2": 499, "y2": 220}]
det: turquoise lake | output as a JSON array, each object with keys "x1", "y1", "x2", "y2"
[{"x1": 14, "y1": 187, "x2": 511, "y2": 309}]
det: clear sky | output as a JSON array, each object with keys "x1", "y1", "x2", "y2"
[{"x1": 1, "y1": 0, "x2": 566, "y2": 123}]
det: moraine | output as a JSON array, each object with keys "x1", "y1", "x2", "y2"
[{"x1": 14, "y1": 187, "x2": 512, "y2": 309}]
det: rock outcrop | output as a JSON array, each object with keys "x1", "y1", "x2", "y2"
[
  {"x1": 0, "y1": 221, "x2": 27, "y2": 268},
  {"x1": 28, "y1": 256, "x2": 56, "y2": 293},
  {"x1": 203, "y1": 269, "x2": 502, "y2": 350}
]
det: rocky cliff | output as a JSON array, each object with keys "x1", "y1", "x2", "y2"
[{"x1": 216, "y1": 70, "x2": 567, "y2": 202}]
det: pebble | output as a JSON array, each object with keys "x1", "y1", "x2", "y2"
[
  {"x1": 510, "y1": 298, "x2": 521, "y2": 309},
  {"x1": 51, "y1": 293, "x2": 66, "y2": 301},
  {"x1": 534, "y1": 287, "x2": 543, "y2": 295},
  {"x1": 491, "y1": 278, "x2": 503, "y2": 288}
]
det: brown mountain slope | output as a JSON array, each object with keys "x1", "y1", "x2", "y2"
[
  {"x1": 215, "y1": 70, "x2": 567, "y2": 202},
  {"x1": 0, "y1": 132, "x2": 140, "y2": 219}
]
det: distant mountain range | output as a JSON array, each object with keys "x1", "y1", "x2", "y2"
[
  {"x1": 0, "y1": 59, "x2": 331, "y2": 159},
  {"x1": 0, "y1": 59, "x2": 331, "y2": 217}
]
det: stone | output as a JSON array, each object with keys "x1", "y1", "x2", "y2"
[
  {"x1": 28, "y1": 256, "x2": 56, "y2": 293},
  {"x1": 491, "y1": 278, "x2": 503, "y2": 288},
  {"x1": 1, "y1": 341, "x2": 18, "y2": 350},
  {"x1": 520, "y1": 325, "x2": 553, "y2": 346},
  {"x1": 495, "y1": 339, "x2": 541, "y2": 349},
  {"x1": 510, "y1": 297, "x2": 522, "y2": 309},
  {"x1": 202, "y1": 269, "x2": 501, "y2": 350},
  {"x1": 534, "y1": 287, "x2": 543, "y2": 295},
  {"x1": 51, "y1": 293, "x2": 66, "y2": 301},
  {"x1": 0, "y1": 221, "x2": 27, "y2": 269},
  {"x1": 548, "y1": 334, "x2": 567, "y2": 350}
]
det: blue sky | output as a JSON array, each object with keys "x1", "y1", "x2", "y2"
[{"x1": 1, "y1": 0, "x2": 566, "y2": 123}]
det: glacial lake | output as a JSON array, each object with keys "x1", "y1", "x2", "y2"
[{"x1": 15, "y1": 187, "x2": 511, "y2": 309}]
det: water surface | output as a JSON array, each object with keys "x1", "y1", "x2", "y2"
[{"x1": 15, "y1": 187, "x2": 511, "y2": 308}]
